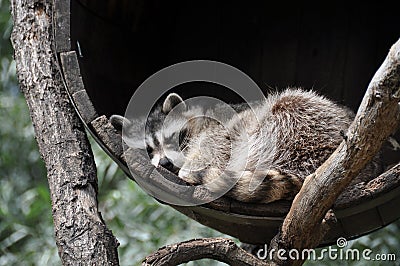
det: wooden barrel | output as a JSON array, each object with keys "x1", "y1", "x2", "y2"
[{"x1": 55, "y1": 0, "x2": 400, "y2": 245}]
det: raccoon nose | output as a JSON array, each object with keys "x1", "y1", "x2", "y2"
[{"x1": 159, "y1": 157, "x2": 174, "y2": 171}]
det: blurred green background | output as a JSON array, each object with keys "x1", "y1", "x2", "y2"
[{"x1": 0, "y1": 1, "x2": 399, "y2": 265}]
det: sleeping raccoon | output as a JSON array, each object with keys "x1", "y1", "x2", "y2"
[{"x1": 111, "y1": 89, "x2": 382, "y2": 203}]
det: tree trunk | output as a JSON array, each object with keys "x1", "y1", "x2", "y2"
[{"x1": 10, "y1": 0, "x2": 119, "y2": 265}]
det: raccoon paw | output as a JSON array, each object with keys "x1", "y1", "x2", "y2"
[
  {"x1": 178, "y1": 167, "x2": 234, "y2": 192},
  {"x1": 178, "y1": 167, "x2": 206, "y2": 185}
]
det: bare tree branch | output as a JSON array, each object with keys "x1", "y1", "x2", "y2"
[
  {"x1": 142, "y1": 238, "x2": 272, "y2": 266},
  {"x1": 10, "y1": 0, "x2": 119, "y2": 264},
  {"x1": 270, "y1": 38, "x2": 400, "y2": 265}
]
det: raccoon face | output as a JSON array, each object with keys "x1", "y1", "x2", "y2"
[
  {"x1": 111, "y1": 93, "x2": 191, "y2": 174},
  {"x1": 144, "y1": 93, "x2": 191, "y2": 173}
]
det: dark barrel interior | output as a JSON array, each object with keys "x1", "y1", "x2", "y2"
[
  {"x1": 71, "y1": 1, "x2": 399, "y2": 110},
  {"x1": 71, "y1": 0, "x2": 400, "y2": 164},
  {"x1": 60, "y1": 0, "x2": 400, "y2": 245}
]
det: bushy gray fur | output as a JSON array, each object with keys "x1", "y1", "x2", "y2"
[{"x1": 111, "y1": 89, "x2": 382, "y2": 203}]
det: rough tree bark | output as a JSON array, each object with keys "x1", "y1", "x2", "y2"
[
  {"x1": 11, "y1": 1, "x2": 119, "y2": 265},
  {"x1": 143, "y1": 39, "x2": 400, "y2": 265}
]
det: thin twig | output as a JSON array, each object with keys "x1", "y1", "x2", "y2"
[{"x1": 142, "y1": 238, "x2": 272, "y2": 266}]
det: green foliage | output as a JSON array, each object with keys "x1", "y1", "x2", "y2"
[{"x1": 0, "y1": 0, "x2": 16, "y2": 93}]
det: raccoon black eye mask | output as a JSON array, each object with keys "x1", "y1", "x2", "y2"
[{"x1": 111, "y1": 89, "x2": 382, "y2": 203}]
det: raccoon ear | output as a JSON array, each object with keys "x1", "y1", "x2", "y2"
[
  {"x1": 162, "y1": 93, "x2": 187, "y2": 114},
  {"x1": 110, "y1": 115, "x2": 132, "y2": 131}
]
